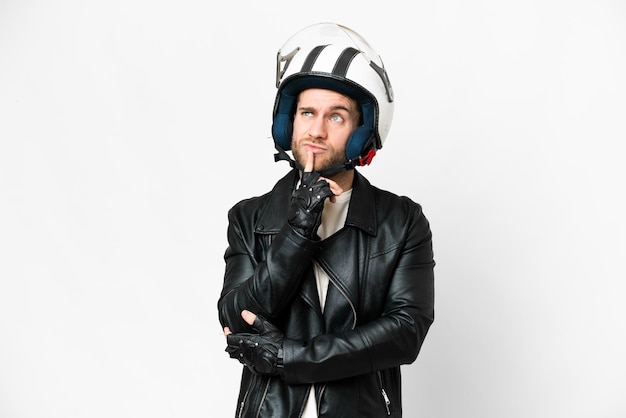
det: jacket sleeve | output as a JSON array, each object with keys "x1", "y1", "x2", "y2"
[
  {"x1": 217, "y1": 201, "x2": 319, "y2": 333},
  {"x1": 282, "y1": 201, "x2": 435, "y2": 385}
]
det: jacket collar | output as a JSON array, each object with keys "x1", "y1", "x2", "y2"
[{"x1": 254, "y1": 169, "x2": 377, "y2": 236}]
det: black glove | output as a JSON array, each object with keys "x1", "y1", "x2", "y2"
[
  {"x1": 287, "y1": 170, "x2": 334, "y2": 240},
  {"x1": 226, "y1": 315, "x2": 284, "y2": 376}
]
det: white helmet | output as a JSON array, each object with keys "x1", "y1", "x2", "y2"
[{"x1": 272, "y1": 22, "x2": 394, "y2": 173}]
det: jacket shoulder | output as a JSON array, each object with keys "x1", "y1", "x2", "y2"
[
  {"x1": 226, "y1": 191, "x2": 271, "y2": 228},
  {"x1": 226, "y1": 169, "x2": 297, "y2": 228},
  {"x1": 370, "y1": 183, "x2": 426, "y2": 218},
  {"x1": 366, "y1": 181, "x2": 432, "y2": 245}
]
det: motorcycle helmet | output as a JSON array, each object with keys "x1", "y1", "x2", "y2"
[{"x1": 272, "y1": 22, "x2": 394, "y2": 175}]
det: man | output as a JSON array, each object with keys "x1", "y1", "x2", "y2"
[{"x1": 218, "y1": 22, "x2": 435, "y2": 417}]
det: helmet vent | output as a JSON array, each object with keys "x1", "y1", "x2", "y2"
[{"x1": 276, "y1": 47, "x2": 300, "y2": 88}]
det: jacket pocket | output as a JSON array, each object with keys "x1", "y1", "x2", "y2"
[{"x1": 377, "y1": 371, "x2": 393, "y2": 416}]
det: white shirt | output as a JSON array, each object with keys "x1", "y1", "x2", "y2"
[{"x1": 301, "y1": 189, "x2": 352, "y2": 417}]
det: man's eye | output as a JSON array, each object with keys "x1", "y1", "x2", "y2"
[
  {"x1": 331, "y1": 114, "x2": 344, "y2": 123},
  {"x1": 302, "y1": 111, "x2": 313, "y2": 117}
]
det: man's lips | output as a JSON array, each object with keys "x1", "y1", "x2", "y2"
[{"x1": 303, "y1": 143, "x2": 326, "y2": 153}]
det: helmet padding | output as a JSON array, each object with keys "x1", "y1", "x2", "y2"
[{"x1": 272, "y1": 73, "x2": 377, "y2": 160}]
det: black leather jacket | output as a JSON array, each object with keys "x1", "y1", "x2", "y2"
[{"x1": 218, "y1": 169, "x2": 435, "y2": 418}]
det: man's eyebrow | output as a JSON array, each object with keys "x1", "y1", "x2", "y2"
[{"x1": 297, "y1": 105, "x2": 352, "y2": 113}]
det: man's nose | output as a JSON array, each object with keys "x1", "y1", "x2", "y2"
[{"x1": 307, "y1": 116, "x2": 327, "y2": 139}]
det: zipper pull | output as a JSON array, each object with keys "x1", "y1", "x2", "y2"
[
  {"x1": 381, "y1": 388, "x2": 391, "y2": 415},
  {"x1": 237, "y1": 401, "x2": 245, "y2": 418}
]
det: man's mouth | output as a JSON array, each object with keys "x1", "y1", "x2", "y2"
[{"x1": 304, "y1": 143, "x2": 325, "y2": 153}]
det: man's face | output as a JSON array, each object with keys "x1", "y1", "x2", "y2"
[{"x1": 291, "y1": 88, "x2": 360, "y2": 172}]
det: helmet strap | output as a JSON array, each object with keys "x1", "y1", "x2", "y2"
[
  {"x1": 274, "y1": 146, "x2": 302, "y2": 172},
  {"x1": 274, "y1": 145, "x2": 375, "y2": 178}
]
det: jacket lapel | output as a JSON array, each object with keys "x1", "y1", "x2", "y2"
[
  {"x1": 255, "y1": 169, "x2": 379, "y2": 332},
  {"x1": 316, "y1": 229, "x2": 360, "y2": 331}
]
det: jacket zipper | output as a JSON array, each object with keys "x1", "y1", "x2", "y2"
[
  {"x1": 315, "y1": 384, "x2": 326, "y2": 417},
  {"x1": 377, "y1": 371, "x2": 391, "y2": 415},
  {"x1": 236, "y1": 374, "x2": 272, "y2": 418},
  {"x1": 254, "y1": 377, "x2": 271, "y2": 418},
  {"x1": 237, "y1": 376, "x2": 253, "y2": 418}
]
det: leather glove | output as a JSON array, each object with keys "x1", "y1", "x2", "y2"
[
  {"x1": 287, "y1": 170, "x2": 334, "y2": 240},
  {"x1": 226, "y1": 315, "x2": 284, "y2": 376}
]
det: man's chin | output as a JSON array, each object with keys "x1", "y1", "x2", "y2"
[
  {"x1": 293, "y1": 152, "x2": 345, "y2": 172},
  {"x1": 315, "y1": 161, "x2": 347, "y2": 173}
]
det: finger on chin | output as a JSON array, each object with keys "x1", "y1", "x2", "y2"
[{"x1": 305, "y1": 149, "x2": 314, "y2": 172}]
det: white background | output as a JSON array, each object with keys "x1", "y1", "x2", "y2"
[{"x1": 1, "y1": 1, "x2": 625, "y2": 417}]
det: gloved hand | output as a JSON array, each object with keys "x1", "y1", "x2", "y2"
[
  {"x1": 226, "y1": 315, "x2": 284, "y2": 376},
  {"x1": 287, "y1": 170, "x2": 334, "y2": 240}
]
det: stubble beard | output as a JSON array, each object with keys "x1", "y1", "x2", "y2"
[{"x1": 292, "y1": 141, "x2": 347, "y2": 173}]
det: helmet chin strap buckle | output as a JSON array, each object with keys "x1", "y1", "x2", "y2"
[{"x1": 358, "y1": 149, "x2": 376, "y2": 166}]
